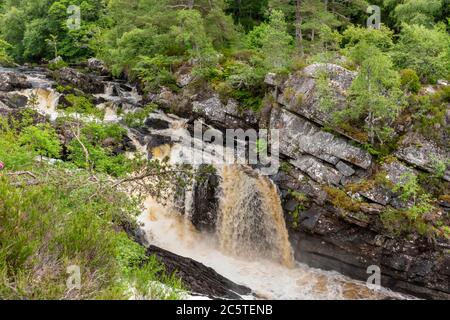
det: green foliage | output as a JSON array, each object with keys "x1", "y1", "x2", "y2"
[
  {"x1": 48, "y1": 59, "x2": 69, "y2": 71},
  {"x1": 132, "y1": 55, "x2": 178, "y2": 92},
  {"x1": 393, "y1": 172, "x2": 421, "y2": 203},
  {"x1": 19, "y1": 123, "x2": 62, "y2": 159},
  {"x1": 0, "y1": 119, "x2": 184, "y2": 299},
  {"x1": 171, "y1": 10, "x2": 220, "y2": 77},
  {"x1": 0, "y1": 38, "x2": 13, "y2": 66},
  {"x1": 67, "y1": 122, "x2": 134, "y2": 177},
  {"x1": 390, "y1": 0, "x2": 443, "y2": 28},
  {"x1": 247, "y1": 10, "x2": 293, "y2": 72},
  {"x1": 0, "y1": 0, "x2": 104, "y2": 62},
  {"x1": 340, "y1": 44, "x2": 405, "y2": 144},
  {"x1": 316, "y1": 70, "x2": 337, "y2": 113},
  {"x1": 59, "y1": 94, "x2": 104, "y2": 119},
  {"x1": 399, "y1": 69, "x2": 421, "y2": 93},
  {"x1": 392, "y1": 24, "x2": 450, "y2": 83}
]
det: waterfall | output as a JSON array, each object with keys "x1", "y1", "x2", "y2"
[{"x1": 217, "y1": 165, "x2": 294, "y2": 267}]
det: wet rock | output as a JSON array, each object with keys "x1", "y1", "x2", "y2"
[
  {"x1": 0, "y1": 92, "x2": 28, "y2": 109},
  {"x1": 0, "y1": 72, "x2": 32, "y2": 91},
  {"x1": 189, "y1": 165, "x2": 220, "y2": 233},
  {"x1": 146, "y1": 134, "x2": 172, "y2": 149},
  {"x1": 87, "y1": 58, "x2": 110, "y2": 76},
  {"x1": 278, "y1": 63, "x2": 356, "y2": 126},
  {"x1": 291, "y1": 213, "x2": 450, "y2": 299},
  {"x1": 54, "y1": 67, "x2": 105, "y2": 94},
  {"x1": 395, "y1": 132, "x2": 449, "y2": 181},
  {"x1": 270, "y1": 108, "x2": 372, "y2": 170},
  {"x1": 147, "y1": 245, "x2": 252, "y2": 299},
  {"x1": 144, "y1": 117, "x2": 171, "y2": 130}
]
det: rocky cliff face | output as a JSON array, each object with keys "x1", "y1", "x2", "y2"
[{"x1": 148, "y1": 62, "x2": 449, "y2": 299}]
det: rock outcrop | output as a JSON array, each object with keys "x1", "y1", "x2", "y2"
[
  {"x1": 274, "y1": 165, "x2": 450, "y2": 300},
  {"x1": 277, "y1": 63, "x2": 356, "y2": 126},
  {"x1": 0, "y1": 92, "x2": 28, "y2": 109},
  {"x1": 0, "y1": 72, "x2": 32, "y2": 92},
  {"x1": 192, "y1": 95, "x2": 258, "y2": 130},
  {"x1": 54, "y1": 67, "x2": 105, "y2": 94},
  {"x1": 270, "y1": 107, "x2": 372, "y2": 185},
  {"x1": 87, "y1": 58, "x2": 110, "y2": 76},
  {"x1": 395, "y1": 132, "x2": 450, "y2": 182},
  {"x1": 147, "y1": 245, "x2": 252, "y2": 299}
]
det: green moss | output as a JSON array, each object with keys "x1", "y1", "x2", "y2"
[{"x1": 323, "y1": 186, "x2": 362, "y2": 212}]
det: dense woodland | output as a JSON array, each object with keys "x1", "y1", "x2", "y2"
[{"x1": 0, "y1": 0, "x2": 449, "y2": 300}]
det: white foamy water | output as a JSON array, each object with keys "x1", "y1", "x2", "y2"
[{"x1": 139, "y1": 197, "x2": 412, "y2": 300}]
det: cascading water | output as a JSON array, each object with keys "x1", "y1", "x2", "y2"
[
  {"x1": 217, "y1": 165, "x2": 294, "y2": 267},
  {"x1": 2, "y1": 67, "x2": 412, "y2": 300}
]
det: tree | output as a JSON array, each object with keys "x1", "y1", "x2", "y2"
[
  {"x1": 248, "y1": 9, "x2": 293, "y2": 72},
  {"x1": 225, "y1": 0, "x2": 269, "y2": 30},
  {"x1": 344, "y1": 43, "x2": 405, "y2": 144},
  {"x1": 0, "y1": 37, "x2": 13, "y2": 66},
  {"x1": 171, "y1": 9, "x2": 219, "y2": 75},
  {"x1": 269, "y1": 0, "x2": 341, "y2": 54},
  {"x1": 385, "y1": 0, "x2": 443, "y2": 28},
  {"x1": 392, "y1": 23, "x2": 450, "y2": 83}
]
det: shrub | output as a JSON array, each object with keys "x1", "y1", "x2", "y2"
[
  {"x1": 67, "y1": 122, "x2": 134, "y2": 177},
  {"x1": 19, "y1": 123, "x2": 62, "y2": 159},
  {"x1": 400, "y1": 69, "x2": 421, "y2": 93}
]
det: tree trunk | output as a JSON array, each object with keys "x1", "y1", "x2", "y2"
[{"x1": 295, "y1": 0, "x2": 304, "y2": 56}]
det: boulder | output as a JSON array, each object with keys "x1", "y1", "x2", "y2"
[
  {"x1": 395, "y1": 132, "x2": 449, "y2": 182},
  {"x1": 49, "y1": 56, "x2": 64, "y2": 65},
  {"x1": 87, "y1": 58, "x2": 110, "y2": 76},
  {"x1": 0, "y1": 72, "x2": 32, "y2": 91},
  {"x1": 0, "y1": 92, "x2": 28, "y2": 109},
  {"x1": 54, "y1": 67, "x2": 105, "y2": 94},
  {"x1": 189, "y1": 165, "x2": 220, "y2": 233}
]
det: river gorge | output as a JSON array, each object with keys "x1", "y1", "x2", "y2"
[{"x1": 1, "y1": 64, "x2": 448, "y2": 300}]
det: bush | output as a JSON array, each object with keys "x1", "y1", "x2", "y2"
[
  {"x1": 400, "y1": 69, "x2": 421, "y2": 93},
  {"x1": 0, "y1": 118, "x2": 185, "y2": 299},
  {"x1": 67, "y1": 122, "x2": 134, "y2": 177},
  {"x1": 18, "y1": 123, "x2": 62, "y2": 159}
]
